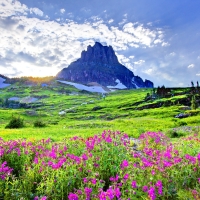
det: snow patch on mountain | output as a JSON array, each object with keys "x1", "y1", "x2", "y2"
[
  {"x1": 107, "y1": 79, "x2": 127, "y2": 89},
  {"x1": 57, "y1": 80, "x2": 108, "y2": 93},
  {"x1": 0, "y1": 77, "x2": 10, "y2": 88},
  {"x1": 131, "y1": 77, "x2": 140, "y2": 89}
]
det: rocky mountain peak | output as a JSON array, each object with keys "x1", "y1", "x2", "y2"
[
  {"x1": 56, "y1": 42, "x2": 154, "y2": 89},
  {"x1": 80, "y1": 42, "x2": 119, "y2": 65}
]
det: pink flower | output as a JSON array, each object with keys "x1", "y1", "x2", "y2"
[
  {"x1": 151, "y1": 170, "x2": 155, "y2": 175},
  {"x1": 155, "y1": 180, "x2": 163, "y2": 195},
  {"x1": 106, "y1": 188, "x2": 115, "y2": 199},
  {"x1": 99, "y1": 191, "x2": 107, "y2": 200},
  {"x1": 121, "y1": 160, "x2": 129, "y2": 169},
  {"x1": 148, "y1": 186, "x2": 156, "y2": 200},
  {"x1": 82, "y1": 153, "x2": 88, "y2": 161},
  {"x1": 91, "y1": 178, "x2": 96, "y2": 185},
  {"x1": 83, "y1": 177, "x2": 88, "y2": 183},
  {"x1": 68, "y1": 193, "x2": 78, "y2": 200},
  {"x1": 142, "y1": 185, "x2": 148, "y2": 192},
  {"x1": 123, "y1": 173, "x2": 129, "y2": 181},
  {"x1": 114, "y1": 187, "x2": 121, "y2": 198},
  {"x1": 131, "y1": 180, "x2": 137, "y2": 188}
]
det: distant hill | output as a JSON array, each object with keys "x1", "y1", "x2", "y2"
[
  {"x1": 0, "y1": 74, "x2": 10, "y2": 88},
  {"x1": 56, "y1": 42, "x2": 153, "y2": 89},
  {"x1": 0, "y1": 74, "x2": 8, "y2": 80}
]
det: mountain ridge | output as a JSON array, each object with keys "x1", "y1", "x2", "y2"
[{"x1": 58, "y1": 42, "x2": 153, "y2": 89}]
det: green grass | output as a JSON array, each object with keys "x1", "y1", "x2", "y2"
[{"x1": 0, "y1": 83, "x2": 200, "y2": 141}]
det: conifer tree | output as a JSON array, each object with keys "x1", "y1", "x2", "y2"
[{"x1": 191, "y1": 95, "x2": 198, "y2": 110}]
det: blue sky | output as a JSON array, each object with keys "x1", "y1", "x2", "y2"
[{"x1": 0, "y1": 0, "x2": 200, "y2": 87}]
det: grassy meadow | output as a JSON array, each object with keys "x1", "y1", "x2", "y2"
[
  {"x1": 0, "y1": 82, "x2": 200, "y2": 199},
  {"x1": 0, "y1": 83, "x2": 199, "y2": 141},
  {"x1": 0, "y1": 83, "x2": 200, "y2": 141}
]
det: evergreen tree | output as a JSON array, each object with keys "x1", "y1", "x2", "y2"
[{"x1": 191, "y1": 95, "x2": 198, "y2": 110}]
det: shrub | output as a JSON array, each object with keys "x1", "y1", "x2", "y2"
[
  {"x1": 167, "y1": 129, "x2": 187, "y2": 138},
  {"x1": 177, "y1": 121, "x2": 187, "y2": 126},
  {"x1": 5, "y1": 116, "x2": 24, "y2": 129},
  {"x1": 33, "y1": 119, "x2": 46, "y2": 127},
  {"x1": 191, "y1": 95, "x2": 198, "y2": 110}
]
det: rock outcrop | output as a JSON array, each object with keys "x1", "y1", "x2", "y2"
[{"x1": 57, "y1": 42, "x2": 154, "y2": 89}]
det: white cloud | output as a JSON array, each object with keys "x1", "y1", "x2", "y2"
[
  {"x1": 0, "y1": 0, "x2": 28, "y2": 17},
  {"x1": 169, "y1": 52, "x2": 176, "y2": 56},
  {"x1": 108, "y1": 19, "x2": 114, "y2": 24},
  {"x1": 119, "y1": 18, "x2": 127, "y2": 25},
  {"x1": 188, "y1": 64, "x2": 194, "y2": 68},
  {"x1": 116, "y1": 54, "x2": 130, "y2": 64},
  {"x1": 81, "y1": 7, "x2": 91, "y2": 13},
  {"x1": 129, "y1": 55, "x2": 135, "y2": 59},
  {"x1": 143, "y1": 68, "x2": 154, "y2": 75},
  {"x1": 122, "y1": 22, "x2": 162, "y2": 47},
  {"x1": 147, "y1": 22, "x2": 152, "y2": 26},
  {"x1": 60, "y1": 8, "x2": 65, "y2": 14},
  {"x1": 196, "y1": 73, "x2": 200, "y2": 76},
  {"x1": 134, "y1": 60, "x2": 145, "y2": 65},
  {"x1": 0, "y1": 1, "x2": 168, "y2": 77},
  {"x1": 154, "y1": 39, "x2": 162, "y2": 44},
  {"x1": 123, "y1": 13, "x2": 128, "y2": 18},
  {"x1": 162, "y1": 42, "x2": 170, "y2": 47},
  {"x1": 142, "y1": 67, "x2": 173, "y2": 81},
  {"x1": 30, "y1": 7, "x2": 43, "y2": 17},
  {"x1": 67, "y1": 12, "x2": 74, "y2": 18}
]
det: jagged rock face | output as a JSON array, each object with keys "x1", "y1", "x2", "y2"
[{"x1": 57, "y1": 42, "x2": 154, "y2": 89}]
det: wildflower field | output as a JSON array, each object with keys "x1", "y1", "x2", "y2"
[
  {"x1": 0, "y1": 130, "x2": 200, "y2": 200},
  {"x1": 1, "y1": 84, "x2": 200, "y2": 199}
]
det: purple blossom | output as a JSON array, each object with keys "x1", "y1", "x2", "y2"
[
  {"x1": 114, "y1": 187, "x2": 121, "y2": 198},
  {"x1": 91, "y1": 178, "x2": 96, "y2": 185},
  {"x1": 68, "y1": 193, "x2": 79, "y2": 200},
  {"x1": 151, "y1": 170, "x2": 155, "y2": 175},
  {"x1": 148, "y1": 186, "x2": 156, "y2": 200},
  {"x1": 82, "y1": 153, "x2": 88, "y2": 161},
  {"x1": 83, "y1": 177, "x2": 88, "y2": 183},
  {"x1": 106, "y1": 188, "x2": 115, "y2": 199},
  {"x1": 99, "y1": 191, "x2": 107, "y2": 200},
  {"x1": 0, "y1": 161, "x2": 13, "y2": 180},
  {"x1": 121, "y1": 160, "x2": 129, "y2": 169},
  {"x1": 131, "y1": 180, "x2": 137, "y2": 188},
  {"x1": 142, "y1": 185, "x2": 148, "y2": 192},
  {"x1": 155, "y1": 180, "x2": 163, "y2": 195},
  {"x1": 123, "y1": 173, "x2": 129, "y2": 181},
  {"x1": 84, "y1": 187, "x2": 92, "y2": 199}
]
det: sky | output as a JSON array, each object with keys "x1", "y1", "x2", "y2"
[{"x1": 0, "y1": 0, "x2": 200, "y2": 87}]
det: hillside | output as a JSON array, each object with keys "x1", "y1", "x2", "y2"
[
  {"x1": 57, "y1": 42, "x2": 153, "y2": 89},
  {"x1": 0, "y1": 82, "x2": 199, "y2": 141}
]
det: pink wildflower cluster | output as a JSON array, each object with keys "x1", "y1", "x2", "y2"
[
  {"x1": 0, "y1": 131, "x2": 200, "y2": 199},
  {"x1": 99, "y1": 187, "x2": 121, "y2": 200},
  {"x1": 0, "y1": 161, "x2": 13, "y2": 180}
]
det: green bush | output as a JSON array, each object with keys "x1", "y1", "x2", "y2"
[
  {"x1": 5, "y1": 116, "x2": 24, "y2": 129},
  {"x1": 34, "y1": 119, "x2": 46, "y2": 127},
  {"x1": 167, "y1": 129, "x2": 187, "y2": 138},
  {"x1": 177, "y1": 121, "x2": 187, "y2": 126}
]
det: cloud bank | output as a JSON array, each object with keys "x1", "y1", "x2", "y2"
[{"x1": 0, "y1": 0, "x2": 200, "y2": 87}]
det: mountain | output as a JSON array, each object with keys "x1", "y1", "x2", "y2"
[
  {"x1": 56, "y1": 42, "x2": 154, "y2": 89},
  {"x1": 0, "y1": 74, "x2": 10, "y2": 88}
]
